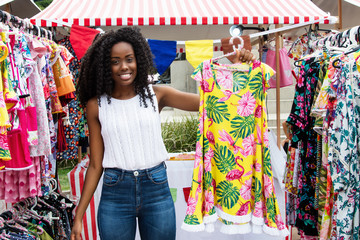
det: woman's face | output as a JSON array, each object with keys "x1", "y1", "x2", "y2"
[{"x1": 110, "y1": 41, "x2": 137, "y2": 87}]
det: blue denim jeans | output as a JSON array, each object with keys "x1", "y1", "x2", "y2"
[{"x1": 97, "y1": 162, "x2": 176, "y2": 240}]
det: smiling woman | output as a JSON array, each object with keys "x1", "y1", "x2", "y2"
[
  {"x1": 110, "y1": 42, "x2": 138, "y2": 97},
  {"x1": 71, "y1": 26, "x2": 255, "y2": 240}
]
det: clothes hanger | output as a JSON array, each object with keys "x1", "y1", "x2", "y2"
[{"x1": 211, "y1": 35, "x2": 244, "y2": 62}]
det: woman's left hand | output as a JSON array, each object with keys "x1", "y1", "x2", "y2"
[{"x1": 233, "y1": 48, "x2": 256, "y2": 64}]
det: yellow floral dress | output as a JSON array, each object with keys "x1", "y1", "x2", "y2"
[{"x1": 182, "y1": 60, "x2": 288, "y2": 236}]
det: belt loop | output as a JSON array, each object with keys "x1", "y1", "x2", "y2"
[{"x1": 163, "y1": 161, "x2": 167, "y2": 169}]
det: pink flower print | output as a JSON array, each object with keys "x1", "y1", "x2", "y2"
[
  {"x1": 256, "y1": 124, "x2": 262, "y2": 144},
  {"x1": 0, "y1": 134, "x2": 9, "y2": 149},
  {"x1": 254, "y1": 162, "x2": 262, "y2": 172},
  {"x1": 216, "y1": 69, "x2": 233, "y2": 89},
  {"x1": 194, "y1": 142, "x2": 202, "y2": 167},
  {"x1": 198, "y1": 109, "x2": 207, "y2": 134},
  {"x1": 226, "y1": 168, "x2": 244, "y2": 181},
  {"x1": 236, "y1": 201, "x2": 251, "y2": 216},
  {"x1": 240, "y1": 179, "x2": 252, "y2": 200},
  {"x1": 218, "y1": 130, "x2": 241, "y2": 154},
  {"x1": 296, "y1": 94, "x2": 304, "y2": 103},
  {"x1": 205, "y1": 190, "x2": 214, "y2": 212},
  {"x1": 219, "y1": 90, "x2": 240, "y2": 102},
  {"x1": 297, "y1": 76, "x2": 304, "y2": 87},
  {"x1": 186, "y1": 197, "x2": 197, "y2": 215},
  {"x1": 198, "y1": 164, "x2": 203, "y2": 182},
  {"x1": 202, "y1": 60, "x2": 213, "y2": 80},
  {"x1": 30, "y1": 139, "x2": 39, "y2": 146},
  {"x1": 219, "y1": 130, "x2": 234, "y2": 145},
  {"x1": 206, "y1": 131, "x2": 215, "y2": 145},
  {"x1": 193, "y1": 71, "x2": 202, "y2": 82},
  {"x1": 196, "y1": 184, "x2": 202, "y2": 194},
  {"x1": 0, "y1": 100, "x2": 5, "y2": 108},
  {"x1": 263, "y1": 130, "x2": 269, "y2": 146},
  {"x1": 252, "y1": 60, "x2": 261, "y2": 69},
  {"x1": 201, "y1": 80, "x2": 215, "y2": 93},
  {"x1": 204, "y1": 148, "x2": 214, "y2": 172},
  {"x1": 275, "y1": 214, "x2": 286, "y2": 230},
  {"x1": 264, "y1": 174, "x2": 273, "y2": 198},
  {"x1": 243, "y1": 170, "x2": 253, "y2": 178},
  {"x1": 237, "y1": 91, "x2": 256, "y2": 117},
  {"x1": 240, "y1": 134, "x2": 255, "y2": 157},
  {"x1": 211, "y1": 179, "x2": 216, "y2": 192},
  {"x1": 253, "y1": 200, "x2": 264, "y2": 218},
  {"x1": 254, "y1": 105, "x2": 262, "y2": 118}
]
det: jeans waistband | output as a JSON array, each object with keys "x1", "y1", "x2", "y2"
[{"x1": 104, "y1": 162, "x2": 166, "y2": 176}]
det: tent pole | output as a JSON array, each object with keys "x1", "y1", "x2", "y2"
[
  {"x1": 275, "y1": 25, "x2": 281, "y2": 148},
  {"x1": 337, "y1": 0, "x2": 342, "y2": 30}
]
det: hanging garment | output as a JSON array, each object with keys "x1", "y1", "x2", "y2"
[
  {"x1": 265, "y1": 47, "x2": 294, "y2": 88},
  {"x1": 327, "y1": 55, "x2": 360, "y2": 239},
  {"x1": 182, "y1": 60, "x2": 288, "y2": 236},
  {"x1": 286, "y1": 57, "x2": 320, "y2": 236}
]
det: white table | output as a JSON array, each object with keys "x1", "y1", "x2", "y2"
[{"x1": 134, "y1": 160, "x2": 287, "y2": 240}]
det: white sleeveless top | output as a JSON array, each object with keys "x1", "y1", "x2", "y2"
[{"x1": 98, "y1": 85, "x2": 169, "y2": 170}]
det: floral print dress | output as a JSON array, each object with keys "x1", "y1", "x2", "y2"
[
  {"x1": 182, "y1": 60, "x2": 288, "y2": 236},
  {"x1": 286, "y1": 57, "x2": 320, "y2": 237},
  {"x1": 327, "y1": 54, "x2": 360, "y2": 239}
]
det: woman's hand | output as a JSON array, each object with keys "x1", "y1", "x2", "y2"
[
  {"x1": 233, "y1": 48, "x2": 256, "y2": 64},
  {"x1": 71, "y1": 219, "x2": 83, "y2": 240}
]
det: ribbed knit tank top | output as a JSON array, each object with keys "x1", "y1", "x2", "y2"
[{"x1": 98, "y1": 85, "x2": 168, "y2": 170}]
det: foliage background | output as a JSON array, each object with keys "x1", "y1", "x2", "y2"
[{"x1": 34, "y1": 0, "x2": 53, "y2": 10}]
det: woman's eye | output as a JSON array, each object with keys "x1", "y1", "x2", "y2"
[
  {"x1": 126, "y1": 58, "x2": 133, "y2": 63},
  {"x1": 111, "y1": 60, "x2": 119, "y2": 64}
]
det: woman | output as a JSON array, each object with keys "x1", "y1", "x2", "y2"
[{"x1": 71, "y1": 27, "x2": 255, "y2": 240}]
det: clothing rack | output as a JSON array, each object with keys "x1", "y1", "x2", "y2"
[
  {"x1": 310, "y1": 25, "x2": 360, "y2": 48},
  {"x1": 0, "y1": 9, "x2": 52, "y2": 39}
]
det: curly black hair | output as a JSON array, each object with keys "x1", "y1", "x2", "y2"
[{"x1": 77, "y1": 27, "x2": 155, "y2": 110}]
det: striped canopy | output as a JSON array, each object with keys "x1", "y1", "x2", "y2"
[{"x1": 30, "y1": 0, "x2": 335, "y2": 27}]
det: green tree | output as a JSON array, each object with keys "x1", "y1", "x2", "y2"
[{"x1": 34, "y1": 0, "x2": 53, "y2": 10}]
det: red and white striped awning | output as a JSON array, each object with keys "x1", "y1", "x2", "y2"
[
  {"x1": 344, "y1": 0, "x2": 360, "y2": 7},
  {"x1": 30, "y1": 0, "x2": 334, "y2": 27}
]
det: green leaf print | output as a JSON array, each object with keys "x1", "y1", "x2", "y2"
[
  {"x1": 208, "y1": 207, "x2": 216, "y2": 216},
  {"x1": 0, "y1": 149, "x2": 10, "y2": 159},
  {"x1": 232, "y1": 71, "x2": 249, "y2": 92},
  {"x1": 204, "y1": 172, "x2": 213, "y2": 190},
  {"x1": 230, "y1": 115, "x2": 255, "y2": 140},
  {"x1": 184, "y1": 214, "x2": 200, "y2": 225},
  {"x1": 214, "y1": 144, "x2": 236, "y2": 174},
  {"x1": 263, "y1": 147, "x2": 273, "y2": 177},
  {"x1": 217, "y1": 181, "x2": 240, "y2": 209},
  {"x1": 266, "y1": 197, "x2": 276, "y2": 223},
  {"x1": 205, "y1": 96, "x2": 230, "y2": 124},
  {"x1": 248, "y1": 74, "x2": 264, "y2": 101},
  {"x1": 253, "y1": 177, "x2": 262, "y2": 203},
  {"x1": 196, "y1": 128, "x2": 201, "y2": 143}
]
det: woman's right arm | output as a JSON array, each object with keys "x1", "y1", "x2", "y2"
[{"x1": 71, "y1": 97, "x2": 104, "y2": 240}]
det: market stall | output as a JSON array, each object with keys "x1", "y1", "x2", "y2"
[
  {"x1": 29, "y1": 0, "x2": 336, "y2": 236},
  {"x1": 21, "y1": 1, "x2": 339, "y2": 239}
]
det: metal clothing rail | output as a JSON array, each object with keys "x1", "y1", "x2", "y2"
[
  {"x1": 310, "y1": 24, "x2": 360, "y2": 48},
  {"x1": 0, "y1": 9, "x2": 53, "y2": 39}
]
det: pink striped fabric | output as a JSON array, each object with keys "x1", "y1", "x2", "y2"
[
  {"x1": 30, "y1": 0, "x2": 334, "y2": 27},
  {"x1": 68, "y1": 162, "x2": 102, "y2": 240}
]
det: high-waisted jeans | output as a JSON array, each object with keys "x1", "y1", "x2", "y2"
[{"x1": 97, "y1": 162, "x2": 176, "y2": 240}]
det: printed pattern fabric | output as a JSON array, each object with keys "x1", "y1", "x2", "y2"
[
  {"x1": 182, "y1": 60, "x2": 288, "y2": 236},
  {"x1": 56, "y1": 37, "x2": 81, "y2": 161},
  {"x1": 327, "y1": 56, "x2": 360, "y2": 239},
  {"x1": 286, "y1": 58, "x2": 320, "y2": 236}
]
